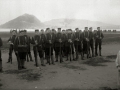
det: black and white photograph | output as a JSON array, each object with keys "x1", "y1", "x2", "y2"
[{"x1": 0, "y1": 0, "x2": 120, "y2": 90}]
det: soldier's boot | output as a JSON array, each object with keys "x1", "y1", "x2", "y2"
[
  {"x1": 41, "y1": 58, "x2": 46, "y2": 66},
  {"x1": 35, "y1": 57, "x2": 38, "y2": 67},
  {"x1": 92, "y1": 49, "x2": 94, "y2": 57},
  {"x1": 29, "y1": 54, "x2": 33, "y2": 62},
  {"x1": 55, "y1": 55, "x2": 58, "y2": 62},
  {"x1": 46, "y1": 56, "x2": 49, "y2": 64},
  {"x1": 26, "y1": 54, "x2": 29, "y2": 62},
  {"x1": 72, "y1": 54, "x2": 75, "y2": 61},
  {"x1": 51, "y1": 55, "x2": 55, "y2": 65},
  {"x1": 66, "y1": 55, "x2": 68, "y2": 61},
  {"x1": 48, "y1": 57, "x2": 51, "y2": 65},
  {"x1": 99, "y1": 50, "x2": 102, "y2": 56},
  {"x1": 81, "y1": 52, "x2": 84, "y2": 60},
  {"x1": 22, "y1": 59, "x2": 26, "y2": 69},
  {"x1": 0, "y1": 59, "x2": 2, "y2": 72},
  {"x1": 69, "y1": 55, "x2": 72, "y2": 61},
  {"x1": 95, "y1": 49, "x2": 98, "y2": 56}
]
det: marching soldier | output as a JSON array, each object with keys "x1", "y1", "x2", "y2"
[
  {"x1": 89, "y1": 27, "x2": 94, "y2": 57},
  {"x1": 66, "y1": 29, "x2": 75, "y2": 61},
  {"x1": 95, "y1": 27, "x2": 104, "y2": 56},
  {"x1": 44, "y1": 28, "x2": 55, "y2": 65},
  {"x1": 14, "y1": 30, "x2": 28, "y2": 70},
  {"x1": 82, "y1": 27, "x2": 90, "y2": 58},
  {"x1": 0, "y1": 37, "x2": 3, "y2": 72},
  {"x1": 7, "y1": 29, "x2": 17, "y2": 63},
  {"x1": 24, "y1": 30, "x2": 33, "y2": 62},
  {"x1": 74, "y1": 28, "x2": 83, "y2": 60},
  {"x1": 55, "y1": 28, "x2": 63, "y2": 63}
]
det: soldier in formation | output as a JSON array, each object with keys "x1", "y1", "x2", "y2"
[{"x1": 4, "y1": 27, "x2": 104, "y2": 70}]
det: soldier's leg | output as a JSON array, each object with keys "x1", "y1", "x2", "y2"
[
  {"x1": 72, "y1": 44, "x2": 75, "y2": 61},
  {"x1": 38, "y1": 51, "x2": 45, "y2": 66},
  {"x1": 0, "y1": 50, "x2": 2, "y2": 72},
  {"x1": 17, "y1": 52, "x2": 22, "y2": 70},
  {"x1": 95, "y1": 40, "x2": 98, "y2": 56},
  {"x1": 28, "y1": 51, "x2": 33, "y2": 61},
  {"x1": 74, "y1": 45, "x2": 78, "y2": 60},
  {"x1": 60, "y1": 46, "x2": 63, "y2": 62},
  {"x1": 33, "y1": 49, "x2": 38, "y2": 67},
  {"x1": 99, "y1": 41, "x2": 102, "y2": 56},
  {"x1": 51, "y1": 48, "x2": 55, "y2": 65},
  {"x1": 55, "y1": 47, "x2": 59, "y2": 62}
]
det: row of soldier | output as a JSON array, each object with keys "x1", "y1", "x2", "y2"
[{"x1": 6, "y1": 27, "x2": 104, "y2": 70}]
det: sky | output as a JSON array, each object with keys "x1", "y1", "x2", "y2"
[{"x1": 0, "y1": 0, "x2": 120, "y2": 25}]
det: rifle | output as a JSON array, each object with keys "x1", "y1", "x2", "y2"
[
  {"x1": 59, "y1": 39, "x2": 62, "y2": 62},
  {"x1": 49, "y1": 41, "x2": 51, "y2": 65}
]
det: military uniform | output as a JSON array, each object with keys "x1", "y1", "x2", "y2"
[
  {"x1": 44, "y1": 29, "x2": 55, "y2": 65},
  {"x1": 89, "y1": 27, "x2": 94, "y2": 57},
  {"x1": 0, "y1": 37, "x2": 3, "y2": 72},
  {"x1": 7, "y1": 30, "x2": 17, "y2": 63},
  {"x1": 74, "y1": 28, "x2": 83, "y2": 60},
  {"x1": 54, "y1": 28, "x2": 63, "y2": 63},
  {"x1": 62, "y1": 30, "x2": 67, "y2": 57},
  {"x1": 24, "y1": 30, "x2": 33, "y2": 62},
  {"x1": 94, "y1": 27, "x2": 104, "y2": 56},
  {"x1": 82, "y1": 27, "x2": 90, "y2": 58},
  {"x1": 14, "y1": 30, "x2": 28, "y2": 70},
  {"x1": 65, "y1": 29, "x2": 75, "y2": 61}
]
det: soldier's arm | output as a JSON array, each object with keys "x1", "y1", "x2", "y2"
[
  {"x1": 0, "y1": 37, "x2": 3, "y2": 47},
  {"x1": 14, "y1": 37, "x2": 19, "y2": 52},
  {"x1": 101, "y1": 32, "x2": 104, "y2": 39}
]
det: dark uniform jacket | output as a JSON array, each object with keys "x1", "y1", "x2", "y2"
[
  {"x1": 74, "y1": 32, "x2": 82, "y2": 45},
  {"x1": 55, "y1": 32, "x2": 63, "y2": 47},
  {"x1": 82, "y1": 31, "x2": 90, "y2": 42},
  {"x1": 14, "y1": 36, "x2": 28, "y2": 52},
  {"x1": 66, "y1": 33, "x2": 75, "y2": 46},
  {"x1": 44, "y1": 33, "x2": 54, "y2": 48},
  {"x1": 31, "y1": 35, "x2": 44, "y2": 51},
  {"x1": 94, "y1": 31, "x2": 104, "y2": 40},
  {"x1": 8, "y1": 35, "x2": 17, "y2": 45},
  {"x1": 0, "y1": 37, "x2": 2, "y2": 47}
]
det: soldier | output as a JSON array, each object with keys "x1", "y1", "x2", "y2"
[
  {"x1": 31, "y1": 29, "x2": 41, "y2": 67},
  {"x1": 74, "y1": 28, "x2": 83, "y2": 60},
  {"x1": 82, "y1": 27, "x2": 90, "y2": 58},
  {"x1": 44, "y1": 28, "x2": 55, "y2": 65},
  {"x1": 62, "y1": 30, "x2": 67, "y2": 57},
  {"x1": 0, "y1": 37, "x2": 3, "y2": 72},
  {"x1": 54, "y1": 28, "x2": 63, "y2": 63},
  {"x1": 24, "y1": 30, "x2": 33, "y2": 62},
  {"x1": 7, "y1": 29, "x2": 17, "y2": 63},
  {"x1": 95, "y1": 27, "x2": 104, "y2": 56},
  {"x1": 66, "y1": 29, "x2": 75, "y2": 61},
  {"x1": 41, "y1": 29, "x2": 46, "y2": 60},
  {"x1": 51, "y1": 29, "x2": 57, "y2": 58},
  {"x1": 89, "y1": 27, "x2": 94, "y2": 57},
  {"x1": 14, "y1": 30, "x2": 28, "y2": 70}
]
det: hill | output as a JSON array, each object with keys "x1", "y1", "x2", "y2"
[{"x1": 0, "y1": 14, "x2": 44, "y2": 29}]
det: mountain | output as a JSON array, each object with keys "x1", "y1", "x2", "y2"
[
  {"x1": 0, "y1": 13, "x2": 44, "y2": 29},
  {"x1": 44, "y1": 19, "x2": 119, "y2": 29}
]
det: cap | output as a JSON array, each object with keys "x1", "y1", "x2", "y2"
[
  {"x1": 35, "y1": 29, "x2": 39, "y2": 32},
  {"x1": 97, "y1": 27, "x2": 100, "y2": 29},
  {"x1": 89, "y1": 27, "x2": 92, "y2": 29},
  {"x1": 19, "y1": 30, "x2": 24, "y2": 33},
  {"x1": 85, "y1": 27, "x2": 88, "y2": 29},
  {"x1": 75, "y1": 28, "x2": 79, "y2": 30}
]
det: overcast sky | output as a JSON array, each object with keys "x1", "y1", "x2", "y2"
[{"x1": 0, "y1": 0, "x2": 120, "y2": 25}]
